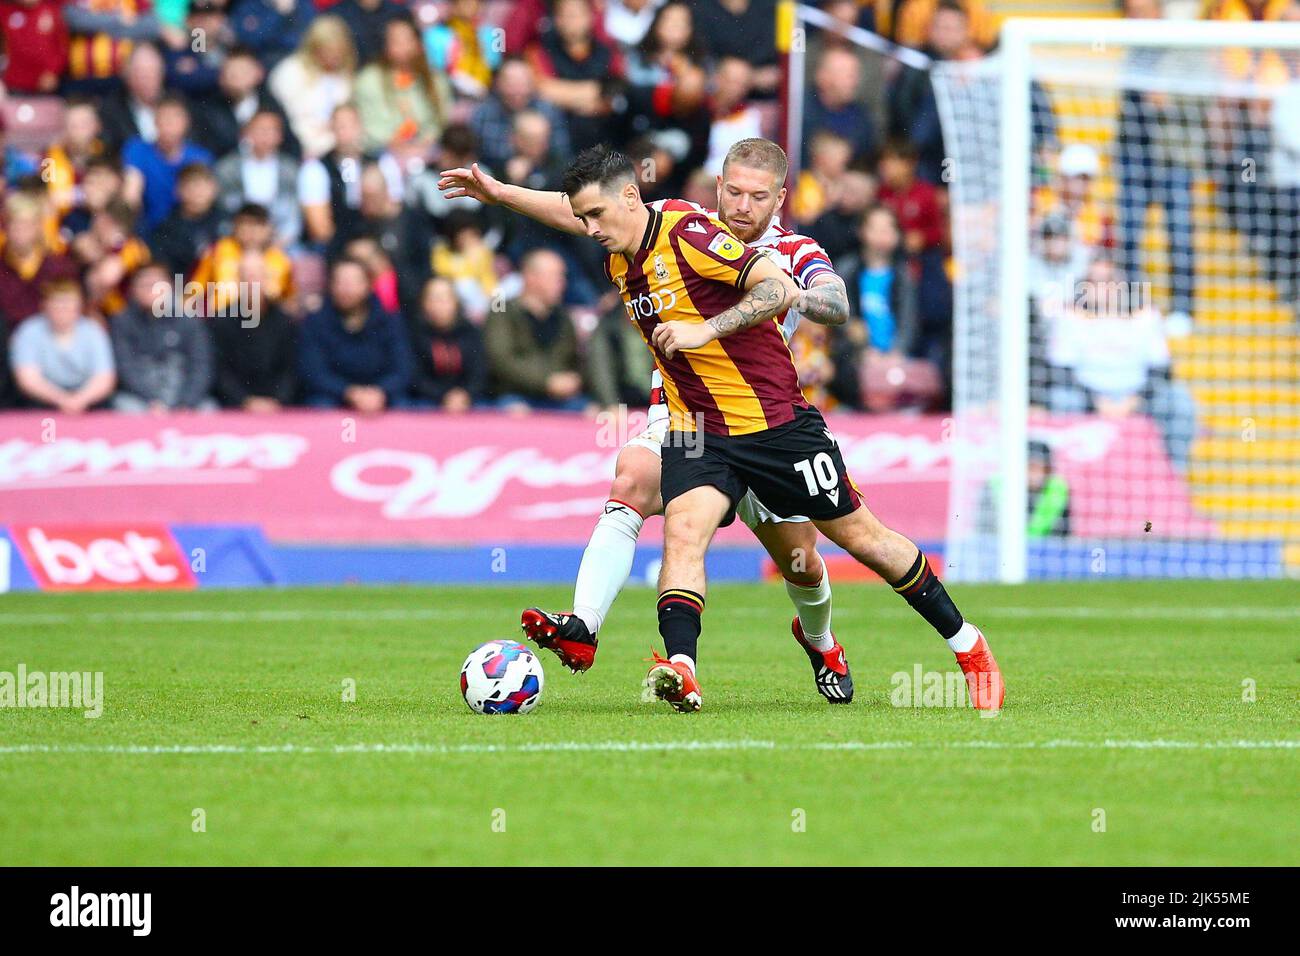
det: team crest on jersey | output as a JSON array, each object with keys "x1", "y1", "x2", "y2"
[
  {"x1": 707, "y1": 233, "x2": 744, "y2": 261},
  {"x1": 653, "y1": 253, "x2": 669, "y2": 282}
]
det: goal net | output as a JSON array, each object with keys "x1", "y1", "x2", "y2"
[{"x1": 930, "y1": 18, "x2": 1300, "y2": 582}]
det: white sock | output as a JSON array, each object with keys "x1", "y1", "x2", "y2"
[
  {"x1": 669, "y1": 653, "x2": 696, "y2": 676},
  {"x1": 572, "y1": 501, "x2": 644, "y2": 635},
  {"x1": 786, "y1": 568, "x2": 834, "y2": 651},
  {"x1": 946, "y1": 621, "x2": 980, "y2": 654}
]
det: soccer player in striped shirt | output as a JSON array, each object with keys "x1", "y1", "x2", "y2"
[{"x1": 438, "y1": 144, "x2": 1004, "y2": 712}]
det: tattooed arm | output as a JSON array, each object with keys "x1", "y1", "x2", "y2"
[
  {"x1": 651, "y1": 257, "x2": 798, "y2": 359},
  {"x1": 796, "y1": 273, "x2": 850, "y2": 326}
]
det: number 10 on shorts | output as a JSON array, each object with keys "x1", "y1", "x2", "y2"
[{"x1": 794, "y1": 453, "x2": 838, "y2": 496}]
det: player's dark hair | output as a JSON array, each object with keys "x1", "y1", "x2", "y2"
[{"x1": 560, "y1": 144, "x2": 636, "y2": 199}]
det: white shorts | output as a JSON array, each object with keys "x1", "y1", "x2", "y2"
[
  {"x1": 621, "y1": 412, "x2": 810, "y2": 529},
  {"x1": 623, "y1": 413, "x2": 670, "y2": 456}
]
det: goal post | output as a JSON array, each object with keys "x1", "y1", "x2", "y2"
[{"x1": 935, "y1": 18, "x2": 1300, "y2": 582}]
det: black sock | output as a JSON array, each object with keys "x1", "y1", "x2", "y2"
[
  {"x1": 657, "y1": 589, "x2": 704, "y2": 663},
  {"x1": 891, "y1": 553, "x2": 963, "y2": 640}
]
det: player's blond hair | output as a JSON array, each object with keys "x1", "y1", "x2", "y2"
[{"x1": 722, "y1": 138, "x2": 789, "y2": 185}]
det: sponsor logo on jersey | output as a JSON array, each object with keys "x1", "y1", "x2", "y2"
[
  {"x1": 707, "y1": 232, "x2": 745, "y2": 261},
  {"x1": 624, "y1": 288, "x2": 678, "y2": 320}
]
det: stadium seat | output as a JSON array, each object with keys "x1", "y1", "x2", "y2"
[{"x1": 2, "y1": 97, "x2": 65, "y2": 155}]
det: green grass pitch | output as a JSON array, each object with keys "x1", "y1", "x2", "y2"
[{"x1": 0, "y1": 579, "x2": 1296, "y2": 866}]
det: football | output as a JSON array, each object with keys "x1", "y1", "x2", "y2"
[{"x1": 459, "y1": 640, "x2": 544, "y2": 714}]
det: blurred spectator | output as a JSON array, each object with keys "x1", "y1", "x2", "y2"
[
  {"x1": 191, "y1": 45, "x2": 300, "y2": 161},
  {"x1": 0, "y1": 191, "x2": 79, "y2": 332},
  {"x1": 1035, "y1": 143, "x2": 1113, "y2": 275},
  {"x1": 354, "y1": 12, "x2": 450, "y2": 156},
  {"x1": 423, "y1": 0, "x2": 503, "y2": 100},
  {"x1": 681, "y1": 167, "x2": 717, "y2": 209},
  {"x1": 297, "y1": 255, "x2": 413, "y2": 411},
  {"x1": 876, "y1": 139, "x2": 943, "y2": 256},
  {"x1": 78, "y1": 199, "x2": 152, "y2": 318},
  {"x1": 122, "y1": 94, "x2": 215, "y2": 233},
  {"x1": 0, "y1": 0, "x2": 70, "y2": 93},
  {"x1": 332, "y1": 0, "x2": 405, "y2": 66},
  {"x1": 1117, "y1": 0, "x2": 1197, "y2": 327},
  {"x1": 704, "y1": 57, "x2": 763, "y2": 176},
  {"x1": 692, "y1": 0, "x2": 780, "y2": 96},
  {"x1": 98, "y1": 43, "x2": 167, "y2": 153},
  {"x1": 485, "y1": 248, "x2": 585, "y2": 411},
  {"x1": 877, "y1": 0, "x2": 995, "y2": 51},
  {"x1": 110, "y1": 262, "x2": 216, "y2": 411},
  {"x1": 810, "y1": 169, "x2": 877, "y2": 264},
  {"x1": 804, "y1": 0, "x2": 886, "y2": 128},
  {"x1": 164, "y1": 0, "x2": 235, "y2": 96},
  {"x1": 406, "y1": 123, "x2": 503, "y2": 244},
  {"x1": 269, "y1": 14, "x2": 357, "y2": 158},
  {"x1": 837, "y1": 204, "x2": 919, "y2": 357},
  {"x1": 788, "y1": 320, "x2": 847, "y2": 410},
  {"x1": 230, "y1": 0, "x2": 316, "y2": 71},
  {"x1": 471, "y1": 56, "x2": 573, "y2": 172},
  {"x1": 42, "y1": 98, "x2": 107, "y2": 218},
  {"x1": 63, "y1": 0, "x2": 172, "y2": 96},
  {"x1": 0, "y1": 116, "x2": 40, "y2": 182},
  {"x1": 585, "y1": 295, "x2": 653, "y2": 410},
  {"x1": 299, "y1": 103, "x2": 402, "y2": 254},
  {"x1": 214, "y1": 109, "x2": 303, "y2": 246},
  {"x1": 190, "y1": 202, "x2": 295, "y2": 316},
  {"x1": 211, "y1": 248, "x2": 297, "y2": 411},
  {"x1": 792, "y1": 129, "x2": 852, "y2": 223},
  {"x1": 605, "y1": 0, "x2": 665, "y2": 47},
  {"x1": 57, "y1": 156, "x2": 122, "y2": 244},
  {"x1": 803, "y1": 46, "x2": 875, "y2": 166},
  {"x1": 432, "y1": 210, "x2": 497, "y2": 320},
  {"x1": 1027, "y1": 211, "x2": 1089, "y2": 324},
  {"x1": 887, "y1": 0, "x2": 974, "y2": 185},
  {"x1": 343, "y1": 235, "x2": 400, "y2": 313},
  {"x1": 527, "y1": 0, "x2": 625, "y2": 154},
  {"x1": 409, "y1": 275, "x2": 488, "y2": 411},
  {"x1": 1046, "y1": 257, "x2": 1196, "y2": 469},
  {"x1": 150, "y1": 163, "x2": 223, "y2": 276},
  {"x1": 0, "y1": 333, "x2": 14, "y2": 407},
  {"x1": 351, "y1": 160, "x2": 432, "y2": 315},
  {"x1": 504, "y1": 0, "x2": 616, "y2": 56},
  {"x1": 622, "y1": 1, "x2": 709, "y2": 164},
  {"x1": 505, "y1": 109, "x2": 568, "y2": 191},
  {"x1": 9, "y1": 280, "x2": 116, "y2": 412}
]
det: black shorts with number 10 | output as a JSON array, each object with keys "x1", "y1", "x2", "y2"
[{"x1": 660, "y1": 405, "x2": 863, "y2": 527}]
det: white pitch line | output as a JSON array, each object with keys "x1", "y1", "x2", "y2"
[
  {"x1": 0, "y1": 604, "x2": 1297, "y2": 627},
  {"x1": 0, "y1": 739, "x2": 1295, "y2": 756}
]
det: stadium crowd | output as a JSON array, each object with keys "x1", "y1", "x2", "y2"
[{"x1": 0, "y1": 0, "x2": 1292, "y2": 418}]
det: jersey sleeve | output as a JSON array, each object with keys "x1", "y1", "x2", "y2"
[
  {"x1": 789, "y1": 237, "x2": 835, "y2": 289},
  {"x1": 673, "y1": 213, "x2": 763, "y2": 290}
]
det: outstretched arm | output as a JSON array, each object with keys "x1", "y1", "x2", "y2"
[
  {"x1": 652, "y1": 257, "x2": 798, "y2": 359},
  {"x1": 796, "y1": 273, "x2": 850, "y2": 327},
  {"x1": 437, "y1": 163, "x2": 586, "y2": 236}
]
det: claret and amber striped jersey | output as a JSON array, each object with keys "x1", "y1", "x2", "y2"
[
  {"x1": 635, "y1": 198, "x2": 835, "y2": 434},
  {"x1": 605, "y1": 200, "x2": 813, "y2": 437}
]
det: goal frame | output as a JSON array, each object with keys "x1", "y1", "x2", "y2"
[{"x1": 985, "y1": 18, "x2": 1300, "y2": 583}]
